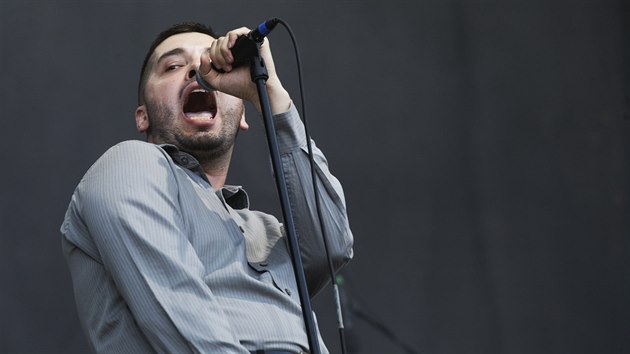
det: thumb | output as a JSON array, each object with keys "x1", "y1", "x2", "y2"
[
  {"x1": 199, "y1": 51, "x2": 212, "y2": 76},
  {"x1": 197, "y1": 55, "x2": 223, "y2": 92}
]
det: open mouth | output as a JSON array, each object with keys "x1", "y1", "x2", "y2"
[{"x1": 183, "y1": 88, "x2": 217, "y2": 121}]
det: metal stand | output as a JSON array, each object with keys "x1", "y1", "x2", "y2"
[
  {"x1": 248, "y1": 41, "x2": 321, "y2": 354},
  {"x1": 196, "y1": 35, "x2": 322, "y2": 354}
]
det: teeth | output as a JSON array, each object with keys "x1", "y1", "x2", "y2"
[
  {"x1": 192, "y1": 89, "x2": 208, "y2": 93},
  {"x1": 185, "y1": 112, "x2": 215, "y2": 121}
]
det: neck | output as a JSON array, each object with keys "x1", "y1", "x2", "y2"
[
  {"x1": 203, "y1": 165, "x2": 228, "y2": 189},
  {"x1": 198, "y1": 150, "x2": 233, "y2": 190},
  {"x1": 147, "y1": 135, "x2": 235, "y2": 189}
]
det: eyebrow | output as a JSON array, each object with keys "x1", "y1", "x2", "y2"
[{"x1": 155, "y1": 48, "x2": 187, "y2": 67}]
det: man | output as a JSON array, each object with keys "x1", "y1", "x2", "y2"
[{"x1": 61, "y1": 22, "x2": 353, "y2": 354}]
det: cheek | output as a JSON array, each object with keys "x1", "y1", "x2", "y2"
[
  {"x1": 147, "y1": 80, "x2": 180, "y2": 106},
  {"x1": 217, "y1": 93, "x2": 243, "y2": 111}
]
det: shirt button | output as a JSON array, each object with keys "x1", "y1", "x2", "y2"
[
  {"x1": 239, "y1": 226, "x2": 245, "y2": 233},
  {"x1": 180, "y1": 157, "x2": 189, "y2": 165},
  {"x1": 284, "y1": 288, "x2": 292, "y2": 296}
]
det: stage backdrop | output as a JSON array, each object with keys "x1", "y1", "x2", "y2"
[{"x1": 1, "y1": 1, "x2": 629, "y2": 353}]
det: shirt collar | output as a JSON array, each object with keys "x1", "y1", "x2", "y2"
[
  {"x1": 219, "y1": 185, "x2": 250, "y2": 210},
  {"x1": 158, "y1": 143, "x2": 250, "y2": 210}
]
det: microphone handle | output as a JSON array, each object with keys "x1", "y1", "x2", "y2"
[
  {"x1": 211, "y1": 19, "x2": 279, "y2": 72},
  {"x1": 209, "y1": 35, "x2": 258, "y2": 73},
  {"x1": 230, "y1": 35, "x2": 260, "y2": 68}
]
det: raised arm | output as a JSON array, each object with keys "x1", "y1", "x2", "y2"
[{"x1": 274, "y1": 105, "x2": 354, "y2": 296}]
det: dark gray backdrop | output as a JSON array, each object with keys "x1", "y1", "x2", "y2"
[{"x1": 1, "y1": 1, "x2": 629, "y2": 353}]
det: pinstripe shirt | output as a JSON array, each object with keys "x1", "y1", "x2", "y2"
[{"x1": 61, "y1": 105, "x2": 353, "y2": 354}]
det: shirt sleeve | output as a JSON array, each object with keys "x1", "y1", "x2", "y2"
[
  {"x1": 274, "y1": 103, "x2": 355, "y2": 296},
  {"x1": 61, "y1": 141, "x2": 250, "y2": 354}
]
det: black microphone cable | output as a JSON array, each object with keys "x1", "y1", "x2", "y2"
[
  {"x1": 274, "y1": 18, "x2": 349, "y2": 354},
  {"x1": 242, "y1": 20, "x2": 420, "y2": 354}
]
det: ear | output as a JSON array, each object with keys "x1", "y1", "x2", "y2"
[
  {"x1": 239, "y1": 112, "x2": 249, "y2": 131},
  {"x1": 135, "y1": 105, "x2": 149, "y2": 133}
]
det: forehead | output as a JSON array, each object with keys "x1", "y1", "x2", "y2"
[{"x1": 152, "y1": 32, "x2": 216, "y2": 61}]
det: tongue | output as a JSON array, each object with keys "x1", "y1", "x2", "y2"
[{"x1": 184, "y1": 91, "x2": 216, "y2": 119}]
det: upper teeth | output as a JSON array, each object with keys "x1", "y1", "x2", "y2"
[{"x1": 192, "y1": 89, "x2": 207, "y2": 93}]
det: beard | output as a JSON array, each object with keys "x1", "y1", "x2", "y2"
[{"x1": 145, "y1": 99, "x2": 243, "y2": 162}]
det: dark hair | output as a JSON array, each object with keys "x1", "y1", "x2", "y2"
[{"x1": 137, "y1": 22, "x2": 218, "y2": 105}]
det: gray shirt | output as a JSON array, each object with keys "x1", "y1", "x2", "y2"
[{"x1": 61, "y1": 105, "x2": 354, "y2": 353}]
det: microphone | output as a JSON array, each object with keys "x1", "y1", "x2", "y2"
[
  {"x1": 196, "y1": 18, "x2": 279, "y2": 91},
  {"x1": 247, "y1": 18, "x2": 280, "y2": 43},
  {"x1": 220, "y1": 18, "x2": 280, "y2": 69}
]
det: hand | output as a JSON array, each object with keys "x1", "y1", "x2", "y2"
[{"x1": 199, "y1": 27, "x2": 291, "y2": 114}]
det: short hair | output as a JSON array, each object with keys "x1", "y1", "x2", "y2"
[{"x1": 137, "y1": 22, "x2": 218, "y2": 105}]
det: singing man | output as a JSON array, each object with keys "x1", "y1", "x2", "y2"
[{"x1": 61, "y1": 22, "x2": 353, "y2": 354}]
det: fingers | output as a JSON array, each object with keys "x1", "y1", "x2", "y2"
[
  {"x1": 208, "y1": 27, "x2": 250, "y2": 72},
  {"x1": 197, "y1": 26, "x2": 287, "y2": 109}
]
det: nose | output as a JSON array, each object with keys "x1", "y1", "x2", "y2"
[{"x1": 188, "y1": 68, "x2": 196, "y2": 79}]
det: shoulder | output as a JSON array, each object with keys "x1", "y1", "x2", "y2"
[
  {"x1": 76, "y1": 140, "x2": 176, "y2": 202},
  {"x1": 64, "y1": 142, "x2": 181, "y2": 253},
  {"x1": 87, "y1": 140, "x2": 170, "y2": 175},
  {"x1": 101, "y1": 140, "x2": 166, "y2": 161}
]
